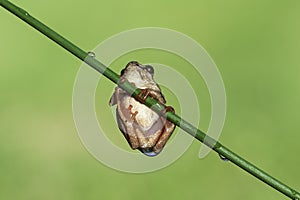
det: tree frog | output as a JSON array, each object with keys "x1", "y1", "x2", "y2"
[{"x1": 109, "y1": 61, "x2": 175, "y2": 156}]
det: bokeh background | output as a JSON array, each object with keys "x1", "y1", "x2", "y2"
[{"x1": 1, "y1": 0, "x2": 299, "y2": 199}]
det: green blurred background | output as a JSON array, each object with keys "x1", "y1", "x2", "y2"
[{"x1": 1, "y1": 0, "x2": 299, "y2": 199}]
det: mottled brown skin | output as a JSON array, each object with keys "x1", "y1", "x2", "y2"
[{"x1": 109, "y1": 61, "x2": 175, "y2": 156}]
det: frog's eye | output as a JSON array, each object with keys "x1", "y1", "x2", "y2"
[{"x1": 145, "y1": 65, "x2": 154, "y2": 75}]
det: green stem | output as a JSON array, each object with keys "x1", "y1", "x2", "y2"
[{"x1": 1, "y1": 0, "x2": 299, "y2": 199}]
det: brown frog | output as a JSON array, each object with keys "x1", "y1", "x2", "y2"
[{"x1": 109, "y1": 61, "x2": 175, "y2": 156}]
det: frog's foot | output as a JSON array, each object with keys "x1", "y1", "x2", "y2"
[
  {"x1": 161, "y1": 106, "x2": 175, "y2": 115},
  {"x1": 136, "y1": 88, "x2": 151, "y2": 104},
  {"x1": 128, "y1": 105, "x2": 138, "y2": 121}
]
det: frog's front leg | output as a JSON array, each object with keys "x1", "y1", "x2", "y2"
[{"x1": 136, "y1": 88, "x2": 166, "y2": 104}]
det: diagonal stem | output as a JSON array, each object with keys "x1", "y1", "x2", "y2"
[{"x1": 0, "y1": 0, "x2": 299, "y2": 199}]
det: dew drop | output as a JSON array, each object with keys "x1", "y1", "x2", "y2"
[
  {"x1": 87, "y1": 51, "x2": 96, "y2": 58},
  {"x1": 219, "y1": 154, "x2": 229, "y2": 162},
  {"x1": 18, "y1": 7, "x2": 29, "y2": 16}
]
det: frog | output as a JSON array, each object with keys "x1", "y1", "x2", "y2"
[{"x1": 109, "y1": 61, "x2": 175, "y2": 156}]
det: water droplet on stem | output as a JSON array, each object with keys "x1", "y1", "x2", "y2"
[
  {"x1": 219, "y1": 154, "x2": 228, "y2": 162},
  {"x1": 18, "y1": 7, "x2": 29, "y2": 16},
  {"x1": 88, "y1": 51, "x2": 96, "y2": 58}
]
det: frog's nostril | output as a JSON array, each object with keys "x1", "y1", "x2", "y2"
[{"x1": 126, "y1": 61, "x2": 140, "y2": 67}]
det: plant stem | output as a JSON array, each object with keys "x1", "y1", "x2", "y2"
[{"x1": 1, "y1": 0, "x2": 299, "y2": 199}]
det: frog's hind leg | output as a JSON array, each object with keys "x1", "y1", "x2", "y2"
[
  {"x1": 135, "y1": 118, "x2": 166, "y2": 157},
  {"x1": 125, "y1": 124, "x2": 140, "y2": 150}
]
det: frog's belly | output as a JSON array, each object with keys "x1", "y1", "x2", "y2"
[{"x1": 125, "y1": 97, "x2": 159, "y2": 130}]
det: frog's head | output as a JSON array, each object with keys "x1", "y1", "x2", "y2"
[{"x1": 121, "y1": 61, "x2": 155, "y2": 85}]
